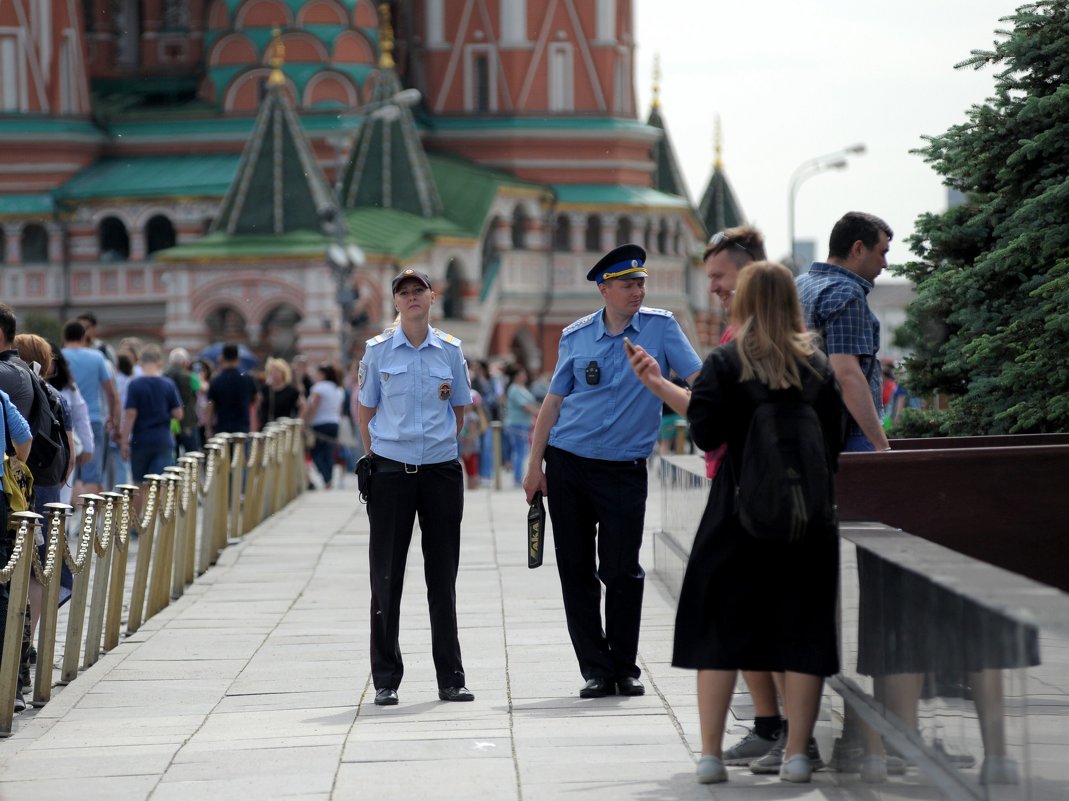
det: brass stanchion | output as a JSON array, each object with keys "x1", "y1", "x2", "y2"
[
  {"x1": 126, "y1": 477, "x2": 161, "y2": 636},
  {"x1": 180, "y1": 455, "x2": 199, "y2": 586},
  {"x1": 83, "y1": 491, "x2": 120, "y2": 670},
  {"x1": 674, "y1": 418, "x2": 688, "y2": 454},
  {"x1": 32, "y1": 504, "x2": 72, "y2": 706},
  {"x1": 163, "y1": 465, "x2": 186, "y2": 600},
  {"x1": 146, "y1": 475, "x2": 178, "y2": 619},
  {"x1": 198, "y1": 445, "x2": 222, "y2": 573},
  {"x1": 243, "y1": 434, "x2": 263, "y2": 535},
  {"x1": 60, "y1": 495, "x2": 101, "y2": 683},
  {"x1": 228, "y1": 432, "x2": 246, "y2": 541},
  {"x1": 0, "y1": 512, "x2": 41, "y2": 737},
  {"x1": 491, "y1": 421, "x2": 503, "y2": 491},
  {"x1": 105, "y1": 485, "x2": 138, "y2": 651}
]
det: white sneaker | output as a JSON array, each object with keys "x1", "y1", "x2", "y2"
[
  {"x1": 979, "y1": 756, "x2": 1019, "y2": 785},
  {"x1": 860, "y1": 754, "x2": 888, "y2": 783},
  {"x1": 696, "y1": 754, "x2": 728, "y2": 784},
  {"x1": 779, "y1": 753, "x2": 813, "y2": 783}
]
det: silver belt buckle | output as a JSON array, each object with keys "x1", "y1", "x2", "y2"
[{"x1": 404, "y1": 463, "x2": 418, "y2": 474}]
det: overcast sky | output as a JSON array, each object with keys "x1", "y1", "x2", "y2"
[{"x1": 633, "y1": 0, "x2": 1022, "y2": 266}]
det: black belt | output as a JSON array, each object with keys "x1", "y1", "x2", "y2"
[{"x1": 372, "y1": 455, "x2": 455, "y2": 474}]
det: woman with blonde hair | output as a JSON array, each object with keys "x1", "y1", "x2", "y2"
[
  {"x1": 259, "y1": 356, "x2": 304, "y2": 426},
  {"x1": 628, "y1": 261, "x2": 846, "y2": 785}
]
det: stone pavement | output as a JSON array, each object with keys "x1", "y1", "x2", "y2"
[{"x1": 0, "y1": 480, "x2": 857, "y2": 801}]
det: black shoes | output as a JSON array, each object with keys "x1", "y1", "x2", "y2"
[
  {"x1": 374, "y1": 688, "x2": 398, "y2": 706},
  {"x1": 579, "y1": 678, "x2": 615, "y2": 698},
  {"x1": 438, "y1": 686, "x2": 475, "y2": 702},
  {"x1": 617, "y1": 677, "x2": 645, "y2": 696}
]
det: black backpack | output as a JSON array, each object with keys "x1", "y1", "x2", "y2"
[
  {"x1": 732, "y1": 355, "x2": 836, "y2": 543},
  {"x1": 0, "y1": 353, "x2": 70, "y2": 487}
]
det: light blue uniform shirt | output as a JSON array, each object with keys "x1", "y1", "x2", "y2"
[
  {"x1": 548, "y1": 307, "x2": 702, "y2": 460},
  {"x1": 1, "y1": 388, "x2": 32, "y2": 478},
  {"x1": 359, "y1": 326, "x2": 473, "y2": 465}
]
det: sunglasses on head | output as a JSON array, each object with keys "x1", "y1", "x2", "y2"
[{"x1": 708, "y1": 231, "x2": 755, "y2": 260}]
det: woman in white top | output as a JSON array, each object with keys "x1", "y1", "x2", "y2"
[{"x1": 304, "y1": 363, "x2": 345, "y2": 488}]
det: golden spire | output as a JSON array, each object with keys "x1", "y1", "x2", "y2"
[
  {"x1": 378, "y1": 3, "x2": 396, "y2": 70},
  {"x1": 267, "y1": 27, "x2": 286, "y2": 87},
  {"x1": 713, "y1": 114, "x2": 723, "y2": 169},
  {"x1": 651, "y1": 53, "x2": 661, "y2": 110}
]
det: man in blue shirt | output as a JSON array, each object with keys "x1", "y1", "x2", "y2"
[
  {"x1": 357, "y1": 269, "x2": 474, "y2": 707},
  {"x1": 62, "y1": 320, "x2": 119, "y2": 495},
  {"x1": 796, "y1": 212, "x2": 892, "y2": 453},
  {"x1": 524, "y1": 244, "x2": 702, "y2": 698}
]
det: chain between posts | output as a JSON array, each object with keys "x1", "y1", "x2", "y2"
[
  {"x1": 94, "y1": 496, "x2": 116, "y2": 557},
  {"x1": 139, "y1": 480, "x2": 159, "y2": 533},
  {"x1": 0, "y1": 518, "x2": 32, "y2": 583},
  {"x1": 30, "y1": 513, "x2": 63, "y2": 584},
  {"x1": 116, "y1": 491, "x2": 132, "y2": 552},
  {"x1": 64, "y1": 509, "x2": 95, "y2": 575},
  {"x1": 160, "y1": 476, "x2": 176, "y2": 523}
]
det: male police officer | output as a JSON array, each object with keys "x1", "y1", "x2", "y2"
[
  {"x1": 523, "y1": 244, "x2": 702, "y2": 698},
  {"x1": 357, "y1": 268, "x2": 474, "y2": 707}
]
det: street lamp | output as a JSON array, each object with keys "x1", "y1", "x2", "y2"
[
  {"x1": 322, "y1": 208, "x2": 365, "y2": 369},
  {"x1": 787, "y1": 143, "x2": 866, "y2": 271}
]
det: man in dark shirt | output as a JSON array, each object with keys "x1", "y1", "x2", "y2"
[
  {"x1": 206, "y1": 343, "x2": 259, "y2": 436},
  {"x1": 0, "y1": 304, "x2": 34, "y2": 419}
]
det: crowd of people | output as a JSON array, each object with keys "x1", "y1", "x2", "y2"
[{"x1": 3, "y1": 211, "x2": 903, "y2": 785}]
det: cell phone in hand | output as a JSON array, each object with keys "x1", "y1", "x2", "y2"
[{"x1": 623, "y1": 336, "x2": 635, "y2": 354}]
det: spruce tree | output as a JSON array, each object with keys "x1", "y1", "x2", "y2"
[{"x1": 896, "y1": 0, "x2": 1069, "y2": 435}]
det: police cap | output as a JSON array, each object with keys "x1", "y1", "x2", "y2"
[
  {"x1": 391, "y1": 268, "x2": 433, "y2": 293},
  {"x1": 586, "y1": 244, "x2": 648, "y2": 285}
]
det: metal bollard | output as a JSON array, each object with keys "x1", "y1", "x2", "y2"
[
  {"x1": 180, "y1": 456, "x2": 199, "y2": 586},
  {"x1": 105, "y1": 486, "x2": 138, "y2": 651},
  {"x1": 163, "y1": 466, "x2": 186, "y2": 600},
  {"x1": 0, "y1": 512, "x2": 42, "y2": 736},
  {"x1": 491, "y1": 421, "x2": 503, "y2": 491},
  {"x1": 198, "y1": 445, "x2": 222, "y2": 573},
  {"x1": 83, "y1": 491, "x2": 120, "y2": 670},
  {"x1": 126, "y1": 477, "x2": 162, "y2": 635},
  {"x1": 146, "y1": 475, "x2": 179, "y2": 619},
  {"x1": 674, "y1": 418, "x2": 688, "y2": 454},
  {"x1": 34, "y1": 503, "x2": 73, "y2": 705},
  {"x1": 61, "y1": 495, "x2": 102, "y2": 683}
]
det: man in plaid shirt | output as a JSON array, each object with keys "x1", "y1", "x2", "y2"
[{"x1": 796, "y1": 211, "x2": 893, "y2": 453}]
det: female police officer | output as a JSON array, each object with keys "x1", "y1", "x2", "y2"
[{"x1": 357, "y1": 268, "x2": 474, "y2": 707}]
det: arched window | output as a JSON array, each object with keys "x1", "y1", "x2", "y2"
[
  {"x1": 511, "y1": 205, "x2": 527, "y2": 250},
  {"x1": 656, "y1": 219, "x2": 668, "y2": 255},
  {"x1": 616, "y1": 216, "x2": 633, "y2": 245},
  {"x1": 205, "y1": 306, "x2": 247, "y2": 344},
  {"x1": 145, "y1": 215, "x2": 177, "y2": 257},
  {"x1": 481, "y1": 215, "x2": 502, "y2": 279},
  {"x1": 644, "y1": 219, "x2": 653, "y2": 252},
  {"x1": 441, "y1": 258, "x2": 466, "y2": 320},
  {"x1": 20, "y1": 223, "x2": 49, "y2": 264},
  {"x1": 672, "y1": 221, "x2": 682, "y2": 255},
  {"x1": 261, "y1": 304, "x2": 302, "y2": 361},
  {"x1": 553, "y1": 214, "x2": 571, "y2": 252},
  {"x1": 99, "y1": 216, "x2": 130, "y2": 262},
  {"x1": 584, "y1": 215, "x2": 601, "y2": 253}
]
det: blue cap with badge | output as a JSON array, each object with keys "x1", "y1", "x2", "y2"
[{"x1": 586, "y1": 244, "x2": 648, "y2": 285}]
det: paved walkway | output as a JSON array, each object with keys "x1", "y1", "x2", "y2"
[{"x1": 0, "y1": 481, "x2": 856, "y2": 801}]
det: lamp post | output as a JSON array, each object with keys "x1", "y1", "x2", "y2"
[{"x1": 787, "y1": 143, "x2": 866, "y2": 271}]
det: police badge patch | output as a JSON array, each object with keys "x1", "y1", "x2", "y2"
[
  {"x1": 438, "y1": 381, "x2": 452, "y2": 401},
  {"x1": 358, "y1": 362, "x2": 366, "y2": 388}
]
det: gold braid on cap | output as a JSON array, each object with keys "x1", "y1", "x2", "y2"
[{"x1": 601, "y1": 265, "x2": 647, "y2": 281}]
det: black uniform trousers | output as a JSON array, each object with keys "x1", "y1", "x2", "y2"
[
  {"x1": 367, "y1": 457, "x2": 466, "y2": 691},
  {"x1": 544, "y1": 445, "x2": 647, "y2": 681}
]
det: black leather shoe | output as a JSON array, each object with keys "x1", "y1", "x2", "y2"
[
  {"x1": 374, "y1": 688, "x2": 398, "y2": 706},
  {"x1": 438, "y1": 686, "x2": 475, "y2": 702},
  {"x1": 579, "y1": 678, "x2": 616, "y2": 698},
  {"x1": 617, "y1": 677, "x2": 645, "y2": 696}
]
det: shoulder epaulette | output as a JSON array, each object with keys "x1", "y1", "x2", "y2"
[
  {"x1": 434, "y1": 329, "x2": 461, "y2": 347},
  {"x1": 639, "y1": 306, "x2": 673, "y2": 319},
  {"x1": 561, "y1": 312, "x2": 598, "y2": 337},
  {"x1": 366, "y1": 327, "x2": 395, "y2": 347}
]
